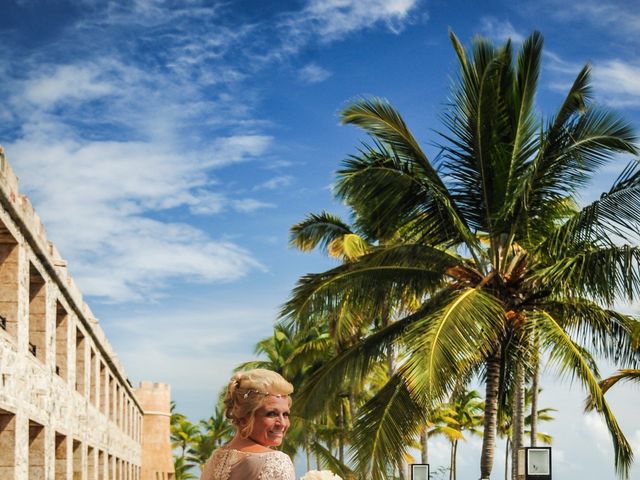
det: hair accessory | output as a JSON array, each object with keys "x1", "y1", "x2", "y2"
[{"x1": 237, "y1": 388, "x2": 290, "y2": 399}]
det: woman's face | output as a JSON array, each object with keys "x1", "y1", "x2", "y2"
[{"x1": 248, "y1": 395, "x2": 290, "y2": 447}]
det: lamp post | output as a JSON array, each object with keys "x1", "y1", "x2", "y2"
[{"x1": 517, "y1": 447, "x2": 552, "y2": 479}]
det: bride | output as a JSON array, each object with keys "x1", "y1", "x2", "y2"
[{"x1": 201, "y1": 369, "x2": 296, "y2": 480}]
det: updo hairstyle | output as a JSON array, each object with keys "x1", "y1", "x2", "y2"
[{"x1": 224, "y1": 369, "x2": 294, "y2": 438}]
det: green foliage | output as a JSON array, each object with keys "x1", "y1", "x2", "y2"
[
  {"x1": 170, "y1": 404, "x2": 233, "y2": 478},
  {"x1": 281, "y1": 29, "x2": 640, "y2": 480}
]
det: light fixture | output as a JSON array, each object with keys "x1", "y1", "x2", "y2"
[
  {"x1": 410, "y1": 463, "x2": 429, "y2": 480},
  {"x1": 517, "y1": 447, "x2": 552, "y2": 479}
]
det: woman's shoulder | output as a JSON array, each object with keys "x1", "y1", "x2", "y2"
[{"x1": 260, "y1": 450, "x2": 295, "y2": 479}]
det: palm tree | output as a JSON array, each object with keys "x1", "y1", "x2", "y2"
[
  {"x1": 186, "y1": 407, "x2": 234, "y2": 469},
  {"x1": 499, "y1": 388, "x2": 555, "y2": 480},
  {"x1": 171, "y1": 418, "x2": 200, "y2": 462},
  {"x1": 290, "y1": 205, "x2": 431, "y2": 480},
  {"x1": 172, "y1": 456, "x2": 197, "y2": 480},
  {"x1": 170, "y1": 404, "x2": 200, "y2": 479},
  {"x1": 282, "y1": 30, "x2": 640, "y2": 479},
  {"x1": 447, "y1": 390, "x2": 484, "y2": 480}
]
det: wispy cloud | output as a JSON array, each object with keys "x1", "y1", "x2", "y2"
[
  {"x1": 478, "y1": 16, "x2": 525, "y2": 43},
  {"x1": 583, "y1": 412, "x2": 613, "y2": 458},
  {"x1": 232, "y1": 198, "x2": 276, "y2": 213},
  {"x1": 6, "y1": 136, "x2": 265, "y2": 301},
  {"x1": 110, "y1": 302, "x2": 279, "y2": 391},
  {"x1": 592, "y1": 60, "x2": 640, "y2": 108},
  {"x1": 547, "y1": 0, "x2": 640, "y2": 36},
  {"x1": 22, "y1": 63, "x2": 117, "y2": 107},
  {"x1": 545, "y1": 51, "x2": 640, "y2": 108},
  {"x1": 294, "y1": 0, "x2": 420, "y2": 40},
  {"x1": 254, "y1": 175, "x2": 294, "y2": 191},
  {"x1": 1, "y1": 0, "x2": 423, "y2": 303},
  {"x1": 299, "y1": 63, "x2": 332, "y2": 84}
]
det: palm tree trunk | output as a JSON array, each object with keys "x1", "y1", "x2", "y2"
[
  {"x1": 338, "y1": 405, "x2": 345, "y2": 464},
  {"x1": 530, "y1": 337, "x2": 540, "y2": 447},
  {"x1": 505, "y1": 438, "x2": 510, "y2": 480},
  {"x1": 449, "y1": 441, "x2": 454, "y2": 480},
  {"x1": 399, "y1": 456, "x2": 408, "y2": 480},
  {"x1": 453, "y1": 440, "x2": 458, "y2": 480},
  {"x1": 480, "y1": 350, "x2": 501, "y2": 478},
  {"x1": 511, "y1": 364, "x2": 525, "y2": 480},
  {"x1": 420, "y1": 426, "x2": 429, "y2": 464},
  {"x1": 348, "y1": 389, "x2": 356, "y2": 426}
]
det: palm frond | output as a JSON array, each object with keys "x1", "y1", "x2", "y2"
[
  {"x1": 350, "y1": 374, "x2": 425, "y2": 480},
  {"x1": 599, "y1": 369, "x2": 640, "y2": 396},
  {"x1": 538, "y1": 310, "x2": 633, "y2": 478},
  {"x1": 542, "y1": 299, "x2": 640, "y2": 368},
  {"x1": 308, "y1": 439, "x2": 355, "y2": 479},
  {"x1": 535, "y1": 245, "x2": 640, "y2": 305},
  {"x1": 290, "y1": 211, "x2": 355, "y2": 254},
  {"x1": 541, "y1": 160, "x2": 640, "y2": 256},
  {"x1": 400, "y1": 288, "x2": 505, "y2": 403},
  {"x1": 281, "y1": 243, "x2": 462, "y2": 325},
  {"x1": 292, "y1": 293, "x2": 453, "y2": 418},
  {"x1": 337, "y1": 99, "x2": 481, "y2": 258}
]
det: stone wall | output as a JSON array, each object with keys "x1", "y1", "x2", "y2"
[{"x1": 0, "y1": 146, "x2": 173, "y2": 480}]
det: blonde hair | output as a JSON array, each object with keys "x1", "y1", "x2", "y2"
[{"x1": 224, "y1": 369, "x2": 294, "y2": 438}]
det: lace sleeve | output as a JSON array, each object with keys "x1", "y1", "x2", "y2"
[{"x1": 259, "y1": 451, "x2": 295, "y2": 480}]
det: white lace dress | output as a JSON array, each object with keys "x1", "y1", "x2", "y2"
[{"x1": 201, "y1": 446, "x2": 295, "y2": 480}]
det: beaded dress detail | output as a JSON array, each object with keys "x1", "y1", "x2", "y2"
[{"x1": 201, "y1": 447, "x2": 295, "y2": 480}]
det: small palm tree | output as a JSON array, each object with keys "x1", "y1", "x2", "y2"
[
  {"x1": 170, "y1": 404, "x2": 199, "y2": 479},
  {"x1": 172, "y1": 456, "x2": 197, "y2": 480},
  {"x1": 445, "y1": 390, "x2": 485, "y2": 480},
  {"x1": 171, "y1": 418, "x2": 200, "y2": 463},
  {"x1": 187, "y1": 406, "x2": 234, "y2": 469}
]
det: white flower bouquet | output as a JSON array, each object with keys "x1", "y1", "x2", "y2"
[{"x1": 300, "y1": 470, "x2": 343, "y2": 480}]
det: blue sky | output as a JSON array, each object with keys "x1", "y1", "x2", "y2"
[{"x1": 1, "y1": 0, "x2": 640, "y2": 478}]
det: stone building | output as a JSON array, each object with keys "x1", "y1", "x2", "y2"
[{"x1": 0, "y1": 146, "x2": 175, "y2": 480}]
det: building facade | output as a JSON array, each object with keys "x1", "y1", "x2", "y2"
[{"x1": 0, "y1": 146, "x2": 174, "y2": 480}]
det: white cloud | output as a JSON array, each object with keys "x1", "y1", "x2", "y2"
[
  {"x1": 208, "y1": 135, "x2": 273, "y2": 167},
  {"x1": 548, "y1": 0, "x2": 640, "y2": 36},
  {"x1": 109, "y1": 303, "x2": 279, "y2": 392},
  {"x1": 299, "y1": 63, "x2": 332, "y2": 84},
  {"x1": 254, "y1": 175, "x2": 294, "y2": 190},
  {"x1": 23, "y1": 64, "x2": 117, "y2": 107},
  {"x1": 265, "y1": 0, "x2": 420, "y2": 63},
  {"x1": 478, "y1": 17, "x2": 525, "y2": 43},
  {"x1": 592, "y1": 60, "x2": 640, "y2": 108},
  {"x1": 300, "y1": 0, "x2": 419, "y2": 39},
  {"x1": 583, "y1": 412, "x2": 613, "y2": 458},
  {"x1": 232, "y1": 198, "x2": 276, "y2": 213},
  {"x1": 1, "y1": 0, "x2": 423, "y2": 304},
  {"x1": 6, "y1": 135, "x2": 265, "y2": 301},
  {"x1": 545, "y1": 51, "x2": 640, "y2": 109}
]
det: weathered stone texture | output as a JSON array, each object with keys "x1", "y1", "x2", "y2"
[{"x1": 0, "y1": 146, "x2": 174, "y2": 480}]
